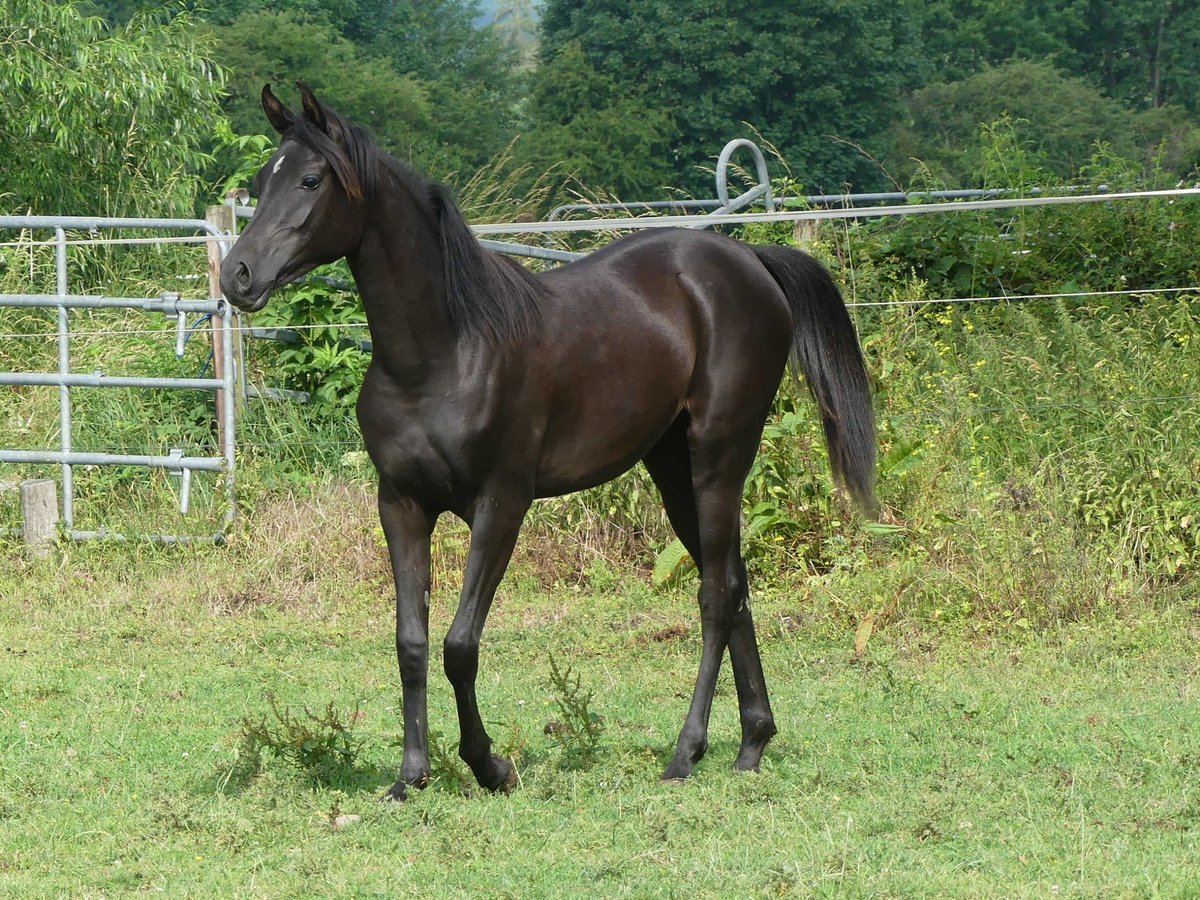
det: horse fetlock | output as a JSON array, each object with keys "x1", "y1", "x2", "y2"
[
  {"x1": 400, "y1": 760, "x2": 431, "y2": 788},
  {"x1": 741, "y1": 714, "x2": 777, "y2": 745},
  {"x1": 733, "y1": 717, "x2": 776, "y2": 772},
  {"x1": 662, "y1": 734, "x2": 709, "y2": 780}
]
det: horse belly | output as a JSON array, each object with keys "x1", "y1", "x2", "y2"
[{"x1": 532, "y1": 347, "x2": 691, "y2": 497}]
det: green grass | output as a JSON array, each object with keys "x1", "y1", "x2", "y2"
[
  {"x1": 4, "y1": 168, "x2": 1200, "y2": 896},
  {"x1": 2, "y1": 531, "x2": 1198, "y2": 897}
]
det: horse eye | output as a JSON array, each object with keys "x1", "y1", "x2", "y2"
[{"x1": 300, "y1": 175, "x2": 321, "y2": 191}]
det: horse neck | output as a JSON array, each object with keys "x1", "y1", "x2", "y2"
[{"x1": 347, "y1": 173, "x2": 457, "y2": 382}]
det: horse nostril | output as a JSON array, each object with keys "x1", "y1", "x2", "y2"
[{"x1": 235, "y1": 260, "x2": 253, "y2": 292}]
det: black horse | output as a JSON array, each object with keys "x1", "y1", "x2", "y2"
[{"x1": 221, "y1": 84, "x2": 877, "y2": 801}]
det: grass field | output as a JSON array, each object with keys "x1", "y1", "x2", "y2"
[{"x1": 2, "y1": 503, "x2": 1198, "y2": 899}]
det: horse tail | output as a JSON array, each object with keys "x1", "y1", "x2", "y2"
[{"x1": 752, "y1": 244, "x2": 878, "y2": 516}]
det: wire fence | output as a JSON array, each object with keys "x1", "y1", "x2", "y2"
[{"x1": 2, "y1": 187, "x2": 1198, "y2": 465}]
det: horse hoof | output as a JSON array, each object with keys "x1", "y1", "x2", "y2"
[
  {"x1": 733, "y1": 745, "x2": 767, "y2": 773},
  {"x1": 477, "y1": 753, "x2": 517, "y2": 793},
  {"x1": 380, "y1": 781, "x2": 409, "y2": 803},
  {"x1": 660, "y1": 761, "x2": 694, "y2": 782}
]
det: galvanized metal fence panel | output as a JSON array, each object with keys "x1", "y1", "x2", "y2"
[{"x1": 0, "y1": 216, "x2": 238, "y2": 543}]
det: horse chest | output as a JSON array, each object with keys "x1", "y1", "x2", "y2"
[{"x1": 355, "y1": 375, "x2": 514, "y2": 508}]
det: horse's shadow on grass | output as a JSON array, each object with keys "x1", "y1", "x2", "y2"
[
  {"x1": 209, "y1": 724, "x2": 762, "y2": 800},
  {"x1": 209, "y1": 740, "x2": 397, "y2": 798}
]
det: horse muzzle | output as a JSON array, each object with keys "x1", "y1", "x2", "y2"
[{"x1": 220, "y1": 258, "x2": 274, "y2": 312}]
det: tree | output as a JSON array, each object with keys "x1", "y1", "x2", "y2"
[
  {"x1": 890, "y1": 60, "x2": 1198, "y2": 185},
  {"x1": 353, "y1": 0, "x2": 526, "y2": 177},
  {"x1": 494, "y1": 0, "x2": 539, "y2": 67},
  {"x1": 0, "y1": 1, "x2": 225, "y2": 216},
  {"x1": 209, "y1": 10, "x2": 431, "y2": 160},
  {"x1": 1067, "y1": 0, "x2": 1200, "y2": 113},
  {"x1": 536, "y1": 0, "x2": 927, "y2": 196},
  {"x1": 201, "y1": 0, "x2": 522, "y2": 180},
  {"x1": 513, "y1": 42, "x2": 678, "y2": 200},
  {"x1": 916, "y1": 0, "x2": 1200, "y2": 113}
]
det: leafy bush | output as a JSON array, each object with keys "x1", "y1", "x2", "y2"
[
  {"x1": 853, "y1": 121, "x2": 1200, "y2": 300},
  {"x1": 0, "y1": 1, "x2": 224, "y2": 217},
  {"x1": 248, "y1": 272, "x2": 371, "y2": 415}
]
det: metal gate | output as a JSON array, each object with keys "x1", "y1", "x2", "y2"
[{"x1": 0, "y1": 214, "x2": 237, "y2": 544}]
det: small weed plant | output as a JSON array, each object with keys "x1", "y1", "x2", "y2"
[
  {"x1": 545, "y1": 653, "x2": 605, "y2": 770},
  {"x1": 424, "y1": 728, "x2": 474, "y2": 794},
  {"x1": 239, "y1": 691, "x2": 365, "y2": 786}
]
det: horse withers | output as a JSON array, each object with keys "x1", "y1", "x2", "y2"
[{"x1": 221, "y1": 83, "x2": 877, "y2": 801}]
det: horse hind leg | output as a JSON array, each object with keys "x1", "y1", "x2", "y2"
[{"x1": 643, "y1": 416, "x2": 776, "y2": 778}]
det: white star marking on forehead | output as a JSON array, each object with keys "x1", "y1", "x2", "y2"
[{"x1": 272, "y1": 155, "x2": 286, "y2": 176}]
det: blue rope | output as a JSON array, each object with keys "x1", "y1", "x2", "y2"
[
  {"x1": 184, "y1": 313, "x2": 211, "y2": 344},
  {"x1": 197, "y1": 349, "x2": 214, "y2": 380},
  {"x1": 180, "y1": 313, "x2": 214, "y2": 379}
]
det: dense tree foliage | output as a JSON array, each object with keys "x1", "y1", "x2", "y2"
[
  {"x1": 209, "y1": 11, "x2": 430, "y2": 159},
  {"x1": 83, "y1": 0, "x2": 522, "y2": 179},
  {"x1": 11, "y1": 0, "x2": 1200, "y2": 211},
  {"x1": 0, "y1": 1, "x2": 224, "y2": 216},
  {"x1": 208, "y1": 1, "x2": 523, "y2": 177},
  {"x1": 512, "y1": 42, "x2": 678, "y2": 199},
  {"x1": 889, "y1": 60, "x2": 1200, "y2": 185},
  {"x1": 535, "y1": 0, "x2": 926, "y2": 195},
  {"x1": 917, "y1": 1, "x2": 1200, "y2": 114}
]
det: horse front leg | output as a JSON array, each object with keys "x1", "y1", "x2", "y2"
[
  {"x1": 377, "y1": 483, "x2": 437, "y2": 802},
  {"x1": 443, "y1": 494, "x2": 528, "y2": 792}
]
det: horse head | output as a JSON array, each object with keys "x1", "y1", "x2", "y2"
[{"x1": 220, "y1": 83, "x2": 367, "y2": 312}]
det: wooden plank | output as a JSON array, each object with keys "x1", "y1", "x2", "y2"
[{"x1": 206, "y1": 204, "x2": 237, "y2": 444}]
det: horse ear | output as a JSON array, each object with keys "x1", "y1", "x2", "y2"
[
  {"x1": 297, "y1": 82, "x2": 328, "y2": 131},
  {"x1": 261, "y1": 84, "x2": 295, "y2": 135},
  {"x1": 296, "y1": 81, "x2": 348, "y2": 146}
]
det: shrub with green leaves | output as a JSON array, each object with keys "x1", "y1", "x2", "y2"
[
  {"x1": 248, "y1": 272, "x2": 371, "y2": 415},
  {"x1": 852, "y1": 120, "x2": 1200, "y2": 301},
  {"x1": 0, "y1": 1, "x2": 225, "y2": 217}
]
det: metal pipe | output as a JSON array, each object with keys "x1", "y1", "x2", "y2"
[
  {"x1": 548, "y1": 199, "x2": 719, "y2": 222},
  {"x1": 66, "y1": 529, "x2": 225, "y2": 545},
  {"x1": 715, "y1": 139, "x2": 774, "y2": 212},
  {"x1": 0, "y1": 526, "x2": 224, "y2": 544},
  {"x1": 687, "y1": 183, "x2": 771, "y2": 229},
  {"x1": 0, "y1": 373, "x2": 226, "y2": 390},
  {"x1": 55, "y1": 227, "x2": 73, "y2": 527},
  {"x1": 220, "y1": 299, "x2": 236, "y2": 528},
  {"x1": 0, "y1": 294, "x2": 223, "y2": 313},
  {"x1": 479, "y1": 239, "x2": 584, "y2": 262},
  {"x1": 1, "y1": 216, "x2": 236, "y2": 546},
  {"x1": 0, "y1": 215, "x2": 221, "y2": 235},
  {"x1": 212, "y1": 211, "x2": 239, "y2": 533},
  {"x1": 472, "y1": 187, "x2": 1200, "y2": 235},
  {"x1": 0, "y1": 450, "x2": 225, "y2": 471},
  {"x1": 246, "y1": 385, "x2": 312, "y2": 403}
]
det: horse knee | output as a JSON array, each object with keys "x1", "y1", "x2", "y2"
[
  {"x1": 395, "y1": 630, "x2": 427, "y2": 680},
  {"x1": 442, "y1": 633, "x2": 478, "y2": 686}
]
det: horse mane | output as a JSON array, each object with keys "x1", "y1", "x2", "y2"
[{"x1": 287, "y1": 111, "x2": 545, "y2": 346}]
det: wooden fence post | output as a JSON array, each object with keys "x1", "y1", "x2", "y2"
[
  {"x1": 20, "y1": 478, "x2": 58, "y2": 557},
  {"x1": 206, "y1": 204, "x2": 237, "y2": 446}
]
